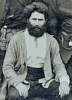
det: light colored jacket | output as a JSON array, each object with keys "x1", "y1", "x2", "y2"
[{"x1": 3, "y1": 29, "x2": 69, "y2": 88}]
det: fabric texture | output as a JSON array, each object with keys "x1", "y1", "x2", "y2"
[{"x1": 3, "y1": 28, "x2": 69, "y2": 88}]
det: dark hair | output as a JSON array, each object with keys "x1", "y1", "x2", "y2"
[
  {"x1": 5, "y1": 2, "x2": 49, "y2": 29},
  {"x1": 23, "y1": 2, "x2": 49, "y2": 20}
]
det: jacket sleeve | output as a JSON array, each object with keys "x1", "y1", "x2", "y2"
[
  {"x1": 3, "y1": 36, "x2": 26, "y2": 87},
  {"x1": 51, "y1": 37, "x2": 70, "y2": 84}
]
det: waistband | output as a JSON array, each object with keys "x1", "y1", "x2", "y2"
[{"x1": 25, "y1": 66, "x2": 45, "y2": 81}]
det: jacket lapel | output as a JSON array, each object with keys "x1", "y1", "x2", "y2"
[{"x1": 43, "y1": 34, "x2": 53, "y2": 81}]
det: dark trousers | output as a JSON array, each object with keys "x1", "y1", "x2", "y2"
[{"x1": 6, "y1": 80, "x2": 61, "y2": 100}]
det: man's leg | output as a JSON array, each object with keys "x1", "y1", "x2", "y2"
[
  {"x1": 6, "y1": 86, "x2": 24, "y2": 100},
  {"x1": 45, "y1": 80, "x2": 61, "y2": 100},
  {"x1": 28, "y1": 80, "x2": 61, "y2": 100},
  {"x1": 45, "y1": 80, "x2": 72, "y2": 100}
]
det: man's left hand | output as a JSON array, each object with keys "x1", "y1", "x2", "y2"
[{"x1": 59, "y1": 82, "x2": 70, "y2": 98}]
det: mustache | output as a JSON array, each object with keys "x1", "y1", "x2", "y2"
[
  {"x1": 31, "y1": 27, "x2": 41, "y2": 32},
  {"x1": 32, "y1": 26, "x2": 41, "y2": 29},
  {"x1": 27, "y1": 21, "x2": 44, "y2": 29},
  {"x1": 27, "y1": 22, "x2": 45, "y2": 37},
  {"x1": 28, "y1": 24, "x2": 41, "y2": 30}
]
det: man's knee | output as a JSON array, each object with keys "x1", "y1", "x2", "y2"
[
  {"x1": 7, "y1": 86, "x2": 21, "y2": 100},
  {"x1": 48, "y1": 80, "x2": 60, "y2": 96}
]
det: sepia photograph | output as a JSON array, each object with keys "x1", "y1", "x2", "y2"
[{"x1": 0, "y1": 0, "x2": 72, "y2": 100}]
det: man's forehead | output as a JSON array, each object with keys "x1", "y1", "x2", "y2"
[{"x1": 30, "y1": 11, "x2": 45, "y2": 19}]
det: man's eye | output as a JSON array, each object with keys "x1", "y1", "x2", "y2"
[
  {"x1": 32, "y1": 18, "x2": 37, "y2": 20},
  {"x1": 38, "y1": 19, "x2": 43, "y2": 21}
]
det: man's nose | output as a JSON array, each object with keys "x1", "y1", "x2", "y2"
[{"x1": 35, "y1": 20, "x2": 40, "y2": 26}]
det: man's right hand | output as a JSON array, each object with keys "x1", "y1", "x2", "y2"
[{"x1": 15, "y1": 83, "x2": 30, "y2": 98}]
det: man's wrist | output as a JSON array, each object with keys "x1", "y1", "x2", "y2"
[
  {"x1": 60, "y1": 81, "x2": 69, "y2": 86},
  {"x1": 60, "y1": 75, "x2": 70, "y2": 85},
  {"x1": 15, "y1": 83, "x2": 22, "y2": 88}
]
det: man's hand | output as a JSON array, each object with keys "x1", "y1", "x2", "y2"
[
  {"x1": 15, "y1": 83, "x2": 30, "y2": 98},
  {"x1": 59, "y1": 82, "x2": 70, "y2": 98}
]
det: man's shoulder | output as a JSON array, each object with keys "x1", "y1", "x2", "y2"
[
  {"x1": 46, "y1": 33, "x2": 56, "y2": 40},
  {"x1": 12, "y1": 29, "x2": 25, "y2": 41},
  {"x1": 46, "y1": 33, "x2": 58, "y2": 46}
]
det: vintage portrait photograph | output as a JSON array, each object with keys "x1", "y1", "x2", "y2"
[{"x1": 0, "y1": 0, "x2": 72, "y2": 100}]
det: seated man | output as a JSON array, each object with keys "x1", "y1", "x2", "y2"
[
  {"x1": 3, "y1": 2, "x2": 70, "y2": 100},
  {"x1": 58, "y1": 19, "x2": 72, "y2": 100}
]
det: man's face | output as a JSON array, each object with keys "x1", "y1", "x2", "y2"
[
  {"x1": 27, "y1": 11, "x2": 46, "y2": 37},
  {"x1": 29, "y1": 11, "x2": 45, "y2": 27}
]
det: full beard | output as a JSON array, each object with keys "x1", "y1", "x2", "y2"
[{"x1": 27, "y1": 22, "x2": 47, "y2": 38}]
